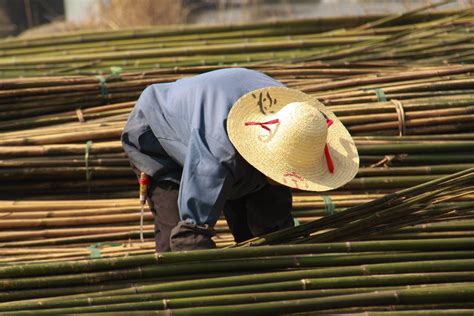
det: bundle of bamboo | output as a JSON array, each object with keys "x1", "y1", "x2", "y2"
[
  {"x1": 0, "y1": 2, "x2": 469, "y2": 77},
  {"x1": 1, "y1": 62, "x2": 473, "y2": 198},
  {"x1": 1, "y1": 63, "x2": 474, "y2": 131},
  {"x1": 236, "y1": 168, "x2": 474, "y2": 247},
  {"x1": 1, "y1": 186, "x2": 469, "y2": 315},
  {"x1": 0, "y1": 169, "x2": 472, "y2": 265},
  {"x1": 2, "y1": 138, "x2": 473, "y2": 197}
]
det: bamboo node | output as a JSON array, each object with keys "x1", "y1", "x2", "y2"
[
  {"x1": 345, "y1": 241, "x2": 352, "y2": 252},
  {"x1": 85, "y1": 141, "x2": 93, "y2": 194},
  {"x1": 392, "y1": 291, "x2": 401, "y2": 303},
  {"x1": 75, "y1": 108, "x2": 86, "y2": 123},
  {"x1": 361, "y1": 264, "x2": 370, "y2": 275},
  {"x1": 154, "y1": 252, "x2": 162, "y2": 262},
  {"x1": 300, "y1": 278, "x2": 309, "y2": 290},
  {"x1": 132, "y1": 285, "x2": 139, "y2": 294},
  {"x1": 294, "y1": 257, "x2": 301, "y2": 267}
]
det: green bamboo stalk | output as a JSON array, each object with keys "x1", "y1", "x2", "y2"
[
  {"x1": 13, "y1": 286, "x2": 472, "y2": 316},
  {"x1": 3, "y1": 253, "x2": 474, "y2": 291},
  {"x1": 2, "y1": 283, "x2": 472, "y2": 314},
  {"x1": 4, "y1": 282, "x2": 472, "y2": 312},
  {"x1": 3, "y1": 236, "x2": 474, "y2": 277},
  {"x1": 2, "y1": 268, "x2": 474, "y2": 312}
]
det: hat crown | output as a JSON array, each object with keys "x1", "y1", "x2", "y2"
[{"x1": 268, "y1": 102, "x2": 328, "y2": 167}]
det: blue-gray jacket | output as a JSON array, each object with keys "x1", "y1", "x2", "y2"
[{"x1": 121, "y1": 68, "x2": 285, "y2": 226}]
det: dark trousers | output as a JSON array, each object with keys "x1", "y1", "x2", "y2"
[
  {"x1": 133, "y1": 166, "x2": 294, "y2": 251},
  {"x1": 223, "y1": 184, "x2": 295, "y2": 243},
  {"x1": 146, "y1": 181, "x2": 181, "y2": 252},
  {"x1": 131, "y1": 164, "x2": 180, "y2": 252}
]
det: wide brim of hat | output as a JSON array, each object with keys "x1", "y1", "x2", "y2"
[{"x1": 227, "y1": 87, "x2": 359, "y2": 192}]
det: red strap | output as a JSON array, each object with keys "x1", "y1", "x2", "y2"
[
  {"x1": 326, "y1": 118, "x2": 334, "y2": 128},
  {"x1": 139, "y1": 175, "x2": 150, "y2": 185},
  {"x1": 325, "y1": 115, "x2": 334, "y2": 173},
  {"x1": 324, "y1": 144, "x2": 334, "y2": 173},
  {"x1": 244, "y1": 119, "x2": 280, "y2": 132}
]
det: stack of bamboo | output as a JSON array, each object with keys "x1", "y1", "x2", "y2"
[
  {"x1": 1, "y1": 3, "x2": 474, "y2": 314},
  {"x1": 1, "y1": 169, "x2": 472, "y2": 264},
  {"x1": 0, "y1": 2, "x2": 470, "y2": 77},
  {"x1": 1, "y1": 63, "x2": 473, "y2": 198},
  {"x1": 0, "y1": 171, "x2": 473, "y2": 314},
  {"x1": 1, "y1": 238, "x2": 474, "y2": 314},
  {"x1": 237, "y1": 168, "x2": 474, "y2": 246},
  {"x1": 1, "y1": 63, "x2": 474, "y2": 131}
]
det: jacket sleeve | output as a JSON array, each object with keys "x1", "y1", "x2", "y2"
[{"x1": 177, "y1": 128, "x2": 235, "y2": 227}]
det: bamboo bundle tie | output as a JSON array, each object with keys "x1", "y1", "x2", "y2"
[
  {"x1": 96, "y1": 67, "x2": 124, "y2": 104},
  {"x1": 322, "y1": 196, "x2": 336, "y2": 215},
  {"x1": 88, "y1": 244, "x2": 101, "y2": 259},
  {"x1": 374, "y1": 88, "x2": 387, "y2": 102},
  {"x1": 392, "y1": 99, "x2": 407, "y2": 136},
  {"x1": 96, "y1": 75, "x2": 109, "y2": 103},
  {"x1": 88, "y1": 242, "x2": 123, "y2": 259}
]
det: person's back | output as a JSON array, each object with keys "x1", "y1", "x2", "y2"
[
  {"x1": 130, "y1": 68, "x2": 284, "y2": 164},
  {"x1": 122, "y1": 68, "x2": 289, "y2": 252}
]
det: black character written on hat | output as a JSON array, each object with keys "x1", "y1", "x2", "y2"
[{"x1": 253, "y1": 91, "x2": 277, "y2": 115}]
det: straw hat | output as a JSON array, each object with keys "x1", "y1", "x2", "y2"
[{"x1": 227, "y1": 87, "x2": 359, "y2": 192}]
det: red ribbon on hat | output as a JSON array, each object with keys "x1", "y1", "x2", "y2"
[
  {"x1": 244, "y1": 119, "x2": 280, "y2": 131},
  {"x1": 325, "y1": 117, "x2": 334, "y2": 173},
  {"x1": 244, "y1": 114, "x2": 335, "y2": 173}
]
